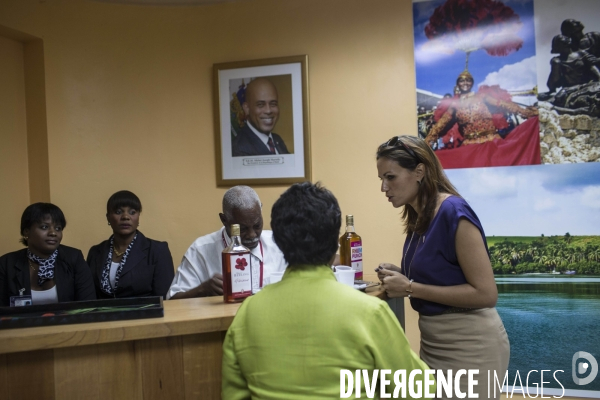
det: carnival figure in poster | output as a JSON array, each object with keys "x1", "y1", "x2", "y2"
[
  {"x1": 425, "y1": 69, "x2": 537, "y2": 148},
  {"x1": 414, "y1": 0, "x2": 540, "y2": 169}
]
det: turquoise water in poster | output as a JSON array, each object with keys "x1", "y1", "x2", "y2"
[
  {"x1": 496, "y1": 276, "x2": 600, "y2": 394},
  {"x1": 444, "y1": 163, "x2": 600, "y2": 396}
]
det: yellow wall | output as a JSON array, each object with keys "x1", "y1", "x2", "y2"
[
  {"x1": 0, "y1": 0, "x2": 419, "y2": 343},
  {"x1": 0, "y1": 0, "x2": 415, "y2": 287},
  {"x1": 0, "y1": 35, "x2": 30, "y2": 255},
  {"x1": 23, "y1": 38, "x2": 51, "y2": 205},
  {"x1": 0, "y1": 2, "x2": 580, "y2": 399}
]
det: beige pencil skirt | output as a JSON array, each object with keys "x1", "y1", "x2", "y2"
[{"x1": 419, "y1": 308, "x2": 510, "y2": 400}]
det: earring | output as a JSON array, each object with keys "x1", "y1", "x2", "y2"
[
  {"x1": 24, "y1": 236, "x2": 28, "y2": 240},
  {"x1": 108, "y1": 222, "x2": 111, "y2": 226},
  {"x1": 417, "y1": 179, "x2": 422, "y2": 185}
]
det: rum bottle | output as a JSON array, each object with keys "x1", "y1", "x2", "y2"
[
  {"x1": 222, "y1": 224, "x2": 252, "y2": 303},
  {"x1": 339, "y1": 215, "x2": 363, "y2": 280}
]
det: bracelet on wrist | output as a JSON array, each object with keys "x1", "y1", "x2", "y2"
[{"x1": 406, "y1": 279, "x2": 414, "y2": 298}]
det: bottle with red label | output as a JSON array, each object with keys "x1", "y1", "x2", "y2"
[
  {"x1": 339, "y1": 215, "x2": 363, "y2": 280},
  {"x1": 222, "y1": 224, "x2": 252, "y2": 303}
]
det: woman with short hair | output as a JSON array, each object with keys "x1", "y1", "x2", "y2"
[
  {"x1": 0, "y1": 203, "x2": 96, "y2": 306},
  {"x1": 86, "y1": 190, "x2": 174, "y2": 299},
  {"x1": 376, "y1": 135, "x2": 510, "y2": 400},
  {"x1": 222, "y1": 182, "x2": 430, "y2": 399}
]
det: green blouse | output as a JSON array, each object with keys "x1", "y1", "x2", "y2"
[{"x1": 222, "y1": 265, "x2": 432, "y2": 399}]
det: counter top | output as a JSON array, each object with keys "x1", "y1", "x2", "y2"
[
  {"x1": 0, "y1": 297, "x2": 239, "y2": 354},
  {"x1": 0, "y1": 285, "x2": 386, "y2": 355}
]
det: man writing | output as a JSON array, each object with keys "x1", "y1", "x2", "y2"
[
  {"x1": 232, "y1": 77, "x2": 290, "y2": 157},
  {"x1": 167, "y1": 186, "x2": 287, "y2": 299}
]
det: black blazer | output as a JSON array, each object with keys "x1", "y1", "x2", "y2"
[
  {"x1": 0, "y1": 245, "x2": 96, "y2": 307},
  {"x1": 232, "y1": 124, "x2": 290, "y2": 157},
  {"x1": 86, "y1": 231, "x2": 174, "y2": 299}
]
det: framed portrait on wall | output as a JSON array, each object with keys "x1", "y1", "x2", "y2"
[{"x1": 213, "y1": 55, "x2": 311, "y2": 186}]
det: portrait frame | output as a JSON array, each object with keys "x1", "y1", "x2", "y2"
[{"x1": 213, "y1": 55, "x2": 311, "y2": 186}]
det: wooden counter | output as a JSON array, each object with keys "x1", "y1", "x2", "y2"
[
  {"x1": 0, "y1": 287, "x2": 399, "y2": 400},
  {"x1": 0, "y1": 297, "x2": 240, "y2": 400},
  {"x1": 0, "y1": 297, "x2": 240, "y2": 355}
]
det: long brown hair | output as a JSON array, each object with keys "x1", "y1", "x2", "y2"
[{"x1": 376, "y1": 135, "x2": 460, "y2": 234}]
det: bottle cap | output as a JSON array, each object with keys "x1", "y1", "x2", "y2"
[
  {"x1": 231, "y1": 224, "x2": 240, "y2": 236},
  {"x1": 346, "y1": 215, "x2": 354, "y2": 226}
]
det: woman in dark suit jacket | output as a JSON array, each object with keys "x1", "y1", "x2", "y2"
[
  {"x1": 0, "y1": 203, "x2": 96, "y2": 307},
  {"x1": 86, "y1": 191, "x2": 174, "y2": 299}
]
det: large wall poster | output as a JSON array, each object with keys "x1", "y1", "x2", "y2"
[
  {"x1": 446, "y1": 163, "x2": 600, "y2": 398},
  {"x1": 413, "y1": 0, "x2": 600, "y2": 397},
  {"x1": 414, "y1": 0, "x2": 600, "y2": 170},
  {"x1": 414, "y1": 0, "x2": 540, "y2": 170}
]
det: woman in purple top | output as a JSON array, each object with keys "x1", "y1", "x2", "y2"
[{"x1": 375, "y1": 135, "x2": 509, "y2": 400}]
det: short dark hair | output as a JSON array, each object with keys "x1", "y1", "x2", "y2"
[
  {"x1": 107, "y1": 190, "x2": 142, "y2": 214},
  {"x1": 271, "y1": 182, "x2": 341, "y2": 267},
  {"x1": 20, "y1": 203, "x2": 67, "y2": 246}
]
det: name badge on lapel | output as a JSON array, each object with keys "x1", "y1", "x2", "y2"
[{"x1": 10, "y1": 288, "x2": 32, "y2": 307}]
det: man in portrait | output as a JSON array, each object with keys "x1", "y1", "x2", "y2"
[{"x1": 232, "y1": 77, "x2": 290, "y2": 157}]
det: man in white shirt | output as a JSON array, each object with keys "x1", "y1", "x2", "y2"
[
  {"x1": 167, "y1": 186, "x2": 287, "y2": 299},
  {"x1": 232, "y1": 78, "x2": 290, "y2": 157}
]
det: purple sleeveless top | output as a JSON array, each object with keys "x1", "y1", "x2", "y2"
[{"x1": 402, "y1": 196, "x2": 489, "y2": 316}]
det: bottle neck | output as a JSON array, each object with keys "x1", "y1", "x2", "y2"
[
  {"x1": 231, "y1": 235, "x2": 243, "y2": 246},
  {"x1": 345, "y1": 225, "x2": 355, "y2": 233}
]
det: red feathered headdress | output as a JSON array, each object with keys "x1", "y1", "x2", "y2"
[{"x1": 424, "y1": 0, "x2": 523, "y2": 59}]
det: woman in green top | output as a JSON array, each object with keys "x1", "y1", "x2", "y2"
[{"x1": 222, "y1": 182, "x2": 431, "y2": 400}]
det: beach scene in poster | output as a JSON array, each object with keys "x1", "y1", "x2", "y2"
[{"x1": 447, "y1": 162, "x2": 600, "y2": 395}]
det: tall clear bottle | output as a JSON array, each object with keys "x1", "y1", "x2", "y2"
[
  {"x1": 339, "y1": 215, "x2": 363, "y2": 280},
  {"x1": 222, "y1": 224, "x2": 252, "y2": 303}
]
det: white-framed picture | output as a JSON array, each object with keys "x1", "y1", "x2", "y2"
[{"x1": 213, "y1": 55, "x2": 311, "y2": 186}]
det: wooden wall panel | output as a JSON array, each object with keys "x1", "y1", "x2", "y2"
[
  {"x1": 0, "y1": 354, "x2": 7, "y2": 396},
  {"x1": 98, "y1": 341, "x2": 142, "y2": 400},
  {"x1": 6, "y1": 349, "x2": 55, "y2": 400},
  {"x1": 137, "y1": 336, "x2": 185, "y2": 400},
  {"x1": 0, "y1": 298, "x2": 237, "y2": 399},
  {"x1": 54, "y1": 341, "x2": 142, "y2": 400},
  {"x1": 54, "y1": 345, "x2": 100, "y2": 400},
  {"x1": 182, "y1": 332, "x2": 223, "y2": 400}
]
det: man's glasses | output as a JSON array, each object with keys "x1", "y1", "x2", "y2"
[{"x1": 379, "y1": 136, "x2": 420, "y2": 162}]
